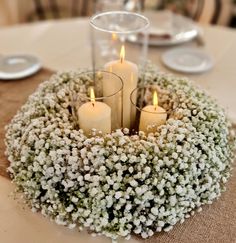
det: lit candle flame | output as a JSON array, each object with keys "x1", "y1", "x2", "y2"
[
  {"x1": 153, "y1": 90, "x2": 158, "y2": 109},
  {"x1": 112, "y1": 33, "x2": 117, "y2": 41},
  {"x1": 90, "y1": 87, "x2": 95, "y2": 106},
  {"x1": 120, "y1": 45, "x2": 125, "y2": 64}
]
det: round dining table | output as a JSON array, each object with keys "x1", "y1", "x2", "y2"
[{"x1": 0, "y1": 17, "x2": 236, "y2": 243}]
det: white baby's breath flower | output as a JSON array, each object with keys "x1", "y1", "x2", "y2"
[{"x1": 5, "y1": 63, "x2": 235, "y2": 243}]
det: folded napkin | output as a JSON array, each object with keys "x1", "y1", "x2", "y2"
[{"x1": 144, "y1": 10, "x2": 174, "y2": 38}]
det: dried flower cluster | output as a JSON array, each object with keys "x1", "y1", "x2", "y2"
[{"x1": 5, "y1": 65, "x2": 235, "y2": 242}]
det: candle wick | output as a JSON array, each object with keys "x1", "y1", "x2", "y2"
[
  {"x1": 92, "y1": 102, "x2": 95, "y2": 107},
  {"x1": 120, "y1": 57, "x2": 123, "y2": 64}
]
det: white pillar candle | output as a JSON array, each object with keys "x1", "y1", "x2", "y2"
[
  {"x1": 139, "y1": 91, "x2": 167, "y2": 133},
  {"x1": 102, "y1": 71, "x2": 122, "y2": 130},
  {"x1": 104, "y1": 45, "x2": 138, "y2": 129},
  {"x1": 78, "y1": 88, "x2": 111, "y2": 136}
]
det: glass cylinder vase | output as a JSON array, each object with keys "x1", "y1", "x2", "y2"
[
  {"x1": 90, "y1": 11, "x2": 149, "y2": 129},
  {"x1": 130, "y1": 85, "x2": 178, "y2": 134},
  {"x1": 75, "y1": 71, "x2": 123, "y2": 136},
  {"x1": 90, "y1": 11, "x2": 149, "y2": 69}
]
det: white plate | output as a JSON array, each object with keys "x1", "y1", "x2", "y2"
[
  {"x1": 144, "y1": 11, "x2": 199, "y2": 46},
  {"x1": 162, "y1": 48, "x2": 214, "y2": 73},
  {"x1": 0, "y1": 55, "x2": 42, "y2": 80}
]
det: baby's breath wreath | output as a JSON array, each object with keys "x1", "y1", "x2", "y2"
[{"x1": 5, "y1": 64, "x2": 235, "y2": 242}]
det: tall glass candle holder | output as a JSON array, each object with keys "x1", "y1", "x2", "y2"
[
  {"x1": 75, "y1": 71, "x2": 123, "y2": 136},
  {"x1": 90, "y1": 11, "x2": 149, "y2": 129},
  {"x1": 90, "y1": 11, "x2": 149, "y2": 69},
  {"x1": 130, "y1": 85, "x2": 179, "y2": 134}
]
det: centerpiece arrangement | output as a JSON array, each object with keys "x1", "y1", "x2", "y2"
[{"x1": 5, "y1": 11, "x2": 235, "y2": 243}]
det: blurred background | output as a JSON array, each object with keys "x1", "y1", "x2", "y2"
[{"x1": 0, "y1": 0, "x2": 235, "y2": 28}]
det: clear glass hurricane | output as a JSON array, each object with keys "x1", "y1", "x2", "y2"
[
  {"x1": 90, "y1": 10, "x2": 149, "y2": 70},
  {"x1": 130, "y1": 85, "x2": 179, "y2": 134},
  {"x1": 74, "y1": 70, "x2": 123, "y2": 136}
]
